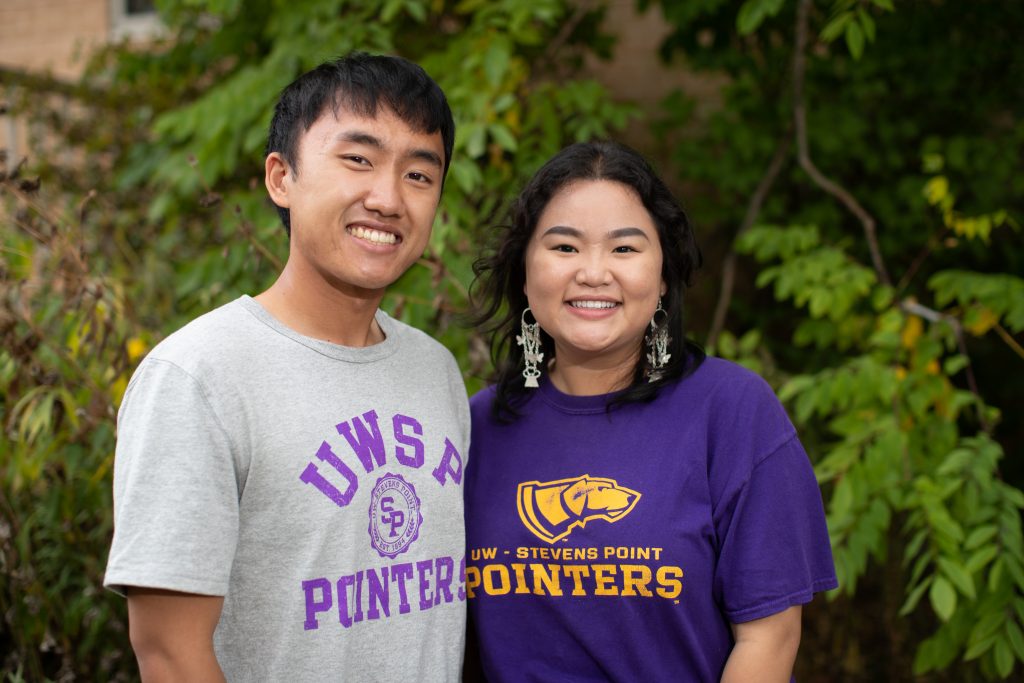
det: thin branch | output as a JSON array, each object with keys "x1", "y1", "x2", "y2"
[
  {"x1": 3, "y1": 180, "x2": 89, "y2": 275},
  {"x1": 540, "y1": 1, "x2": 594, "y2": 70},
  {"x1": 233, "y1": 207, "x2": 284, "y2": 272},
  {"x1": 791, "y1": 0, "x2": 991, "y2": 431},
  {"x1": 707, "y1": 128, "x2": 792, "y2": 347},
  {"x1": 792, "y1": 0, "x2": 892, "y2": 288},
  {"x1": 994, "y1": 323, "x2": 1024, "y2": 361},
  {"x1": 895, "y1": 228, "x2": 948, "y2": 292},
  {"x1": 898, "y1": 299, "x2": 991, "y2": 432}
]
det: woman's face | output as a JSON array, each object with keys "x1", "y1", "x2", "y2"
[{"x1": 524, "y1": 179, "x2": 666, "y2": 373}]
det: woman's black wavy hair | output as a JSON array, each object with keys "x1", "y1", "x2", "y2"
[{"x1": 471, "y1": 141, "x2": 705, "y2": 419}]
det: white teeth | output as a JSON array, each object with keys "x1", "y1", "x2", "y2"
[
  {"x1": 349, "y1": 226, "x2": 397, "y2": 245},
  {"x1": 570, "y1": 300, "x2": 617, "y2": 309}
]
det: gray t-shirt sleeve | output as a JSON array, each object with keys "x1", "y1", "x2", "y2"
[{"x1": 105, "y1": 358, "x2": 240, "y2": 596}]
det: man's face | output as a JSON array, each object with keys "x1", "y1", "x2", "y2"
[{"x1": 266, "y1": 106, "x2": 445, "y2": 298}]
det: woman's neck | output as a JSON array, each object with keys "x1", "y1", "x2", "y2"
[{"x1": 547, "y1": 348, "x2": 639, "y2": 396}]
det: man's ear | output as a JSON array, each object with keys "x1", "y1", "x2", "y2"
[{"x1": 265, "y1": 152, "x2": 292, "y2": 208}]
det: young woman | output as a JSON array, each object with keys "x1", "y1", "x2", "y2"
[{"x1": 465, "y1": 141, "x2": 837, "y2": 682}]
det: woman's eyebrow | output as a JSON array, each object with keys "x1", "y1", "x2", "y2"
[
  {"x1": 607, "y1": 227, "x2": 650, "y2": 240},
  {"x1": 539, "y1": 225, "x2": 651, "y2": 240},
  {"x1": 539, "y1": 225, "x2": 583, "y2": 238}
]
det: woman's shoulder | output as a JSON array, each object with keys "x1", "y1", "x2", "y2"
[
  {"x1": 666, "y1": 356, "x2": 796, "y2": 453},
  {"x1": 469, "y1": 385, "x2": 497, "y2": 411},
  {"x1": 671, "y1": 356, "x2": 778, "y2": 404}
]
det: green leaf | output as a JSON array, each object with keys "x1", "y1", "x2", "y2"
[
  {"x1": 965, "y1": 632, "x2": 999, "y2": 661},
  {"x1": 994, "y1": 637, "x2": 1014, "y2": 678},
  {"x1": 937, "y1": 557, "x2": 976, "y2": 600},
  {"x1": 820, "y1": 12, "x2": 853, "y2": 43},
  {"x1": 966, "y1": 545, "x2": 998, "y2": 573},
  {"x1": 943, "y1": 354, "x2": 969, "y2": 376},
  {"x1": 488, "y1": 122, "x2": 518, "y2": 152},
  {"x1": 971, "y1": 611, "x2": 1007, "y2": 649},
  {"x1": 966, "y1": 525, "x2": 998, "y2": 550},
  {"x1": 922, "y1": 153, "x2": 945, "y2": 173},
  {"x1": 736, "y1": 0, "x2": 785, "y2": 35},
  {"x1": 858, "y1": 8, "x2": 876, "y2": 42},
  {"x1": 1007, "y1": 556, "x2": 1024, "y2": 590},
  {"x1": 405, "y1": 0, "x2": 427, "y2": 22},
  {"x1": 929, "y1": 576, "x2": 957, "y2": 621},
  {"x1": 845, "y1": 20, "x2": 865, "y2": 60},
  {"x1": 899, "y1": 577, "x2": 932, "y2": 616},
  {"x1": 483, "y1": 38, "x2": 511, "y2": 88},
  {"x1": 1007, "y1": 620, "x2": 1024, "y2": 662}
]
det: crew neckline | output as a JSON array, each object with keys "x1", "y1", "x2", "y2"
[
  {"x1": 536, "y1": 374, "x2": 627, "y2": 415},
  {"x1": 237, "y1": 295, "x2": 400, "y2": 363}
]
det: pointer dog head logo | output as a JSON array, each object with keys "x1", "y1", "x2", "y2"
[{"x1": 517, "y1": 475, "x2": 641, "y2": 544}]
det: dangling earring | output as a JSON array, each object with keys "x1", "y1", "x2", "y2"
[
  {"x1": 645, "y1": 297, "x2": 671, "y2": 383},
  {"x1": 517, "y1": 308, "x2": 544, "y2": 388}
]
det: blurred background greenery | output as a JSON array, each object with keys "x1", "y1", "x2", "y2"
[{"x1": 1, "y1": 0, "x2": 1022, "y2": 680}]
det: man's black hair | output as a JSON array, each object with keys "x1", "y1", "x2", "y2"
[{"x1": 265, "y1": 52, "x2": 455, "y2": 235}]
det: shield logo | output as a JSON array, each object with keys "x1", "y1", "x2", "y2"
[{"x1": 517, "y1": 475, "x2": 641, "y2": 544}]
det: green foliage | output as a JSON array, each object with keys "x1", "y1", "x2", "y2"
[
  {"x1": 1, "y1": 0, "x2": 631, "y2": 677},
  {"x1": 819, "y1": 0, "x2": 893, "y2": 59},
  {"x1": 738, "y1": 216, "x2": 1024, "y2": 679},
  {"x1": 2, "y1": 181, "x2": 135, "y2": 679},
  {"x1": 650, "y1": 0, "x2": 1023, "y2": 679},
  {"x1": 736, "y1": 0, "x2": 785, "y2": 35}
]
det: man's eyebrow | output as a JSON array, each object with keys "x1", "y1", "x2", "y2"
[
  {"x1": 408, "y1": 148, "x2": 443, "y2": 169},
  {"x1": 335, "y1": 131, "x2": 443, "y2": 169},
  {"x1": 336, "y1": 131, "x2": 383, "y2": 148}
]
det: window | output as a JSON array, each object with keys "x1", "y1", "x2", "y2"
[
  {"x1": 126, "y1": 0, "x2": 156, "y2": 14},
  {"x1": 110, "y1": 0, "x2": 162, "y2": 41}
]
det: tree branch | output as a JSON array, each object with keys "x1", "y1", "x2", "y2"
[
  {"x1": 541, "y1": 0, "x2": 594, "y2": 73},
  {"x1": 707, "y1": 128, "x2": 792, "y2": 347},
  {"x1": 792, "y1": 0, "x2": 990, "y2": 432},
  {"x1": 792, "y1": 0, "x2": 892, "y2": 288}
]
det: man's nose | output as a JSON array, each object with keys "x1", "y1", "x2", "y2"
[{"x1": 362, "y1": 172, "x2": 403, "y2": 216}]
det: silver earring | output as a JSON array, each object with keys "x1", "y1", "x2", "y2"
[
  {"x1": 516, "y1": 308, "x2": 544, "y2": 388},
  {"x1": 645, "y1": 297, "x2": 671, "y2": 383}
]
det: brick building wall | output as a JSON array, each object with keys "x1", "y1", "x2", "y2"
[
  {"x1": 0, "y1": 0, "x2": 160, "y2": 170},
  {"x1": 0, "y1": 0, "x2": 109, "y2": 79}
]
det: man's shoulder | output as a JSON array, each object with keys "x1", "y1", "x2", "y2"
[
  {"x1": 145, "y1": 297, "x2": 258, "y2": 368},
  {"x1": 384, "y1": 312, "x2": 459, "y2": 366}
]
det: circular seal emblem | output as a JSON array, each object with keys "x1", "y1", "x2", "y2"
[{"x1": 368, "y1": 473, "x2": 423, "y2": 559}]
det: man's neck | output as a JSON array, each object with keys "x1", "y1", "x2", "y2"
[{"x1": 254, "y1": 265, "x2": 387, "y2": 348}]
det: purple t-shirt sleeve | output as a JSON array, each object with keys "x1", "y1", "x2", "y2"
[{"x1": 713, "y1": 433, "x2": 836, "y2": 623}]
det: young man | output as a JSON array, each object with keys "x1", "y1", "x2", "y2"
[{"x1": 105, "y1": 53, "x2": 469, "y2": 681}]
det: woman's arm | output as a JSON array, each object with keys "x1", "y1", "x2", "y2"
[
  {"x1": 720, "y1": 605, "x2": 802, "y2": 683},
  {"x1": 127, "y1": 587, "x2": 226, "y2": 683}
]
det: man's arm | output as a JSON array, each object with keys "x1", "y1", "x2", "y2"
[
  {"x1": 126, "y1": 587, "x2": 226, "y2": 683},
  {"x1": 720, "y1": 605, "x2": 802, "y2": 683}
]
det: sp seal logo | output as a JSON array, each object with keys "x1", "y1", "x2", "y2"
[{"x1": 368, "y1": 473, "x2": 423, "y2": 559}]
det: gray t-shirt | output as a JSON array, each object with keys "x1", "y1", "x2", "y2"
[{"x1": 105, "y1": 296, "x2": 470, "y2": 682}]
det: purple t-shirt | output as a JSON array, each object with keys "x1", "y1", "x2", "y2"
[{"x1": 465, "y1": 357, "x2": 837, "y2": 682}]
